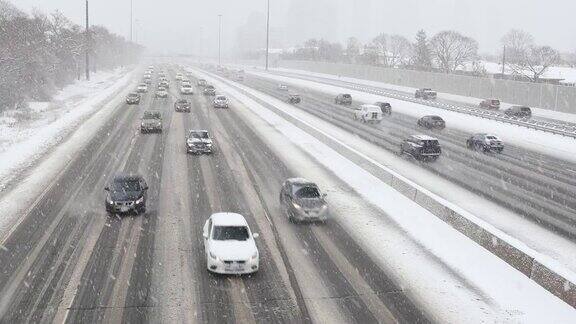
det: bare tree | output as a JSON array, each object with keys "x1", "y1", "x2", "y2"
[
  {"x1": 346, "y1": 37, "x2": 361, "y2": 63},
  {"x1": 429, "y1": 30, "x2": 478, "y2": 73},
  {"x1": 387, "y1": 35, "x2": 412, "y2": 67},
  {"x1": 501, "y1": 29, "x2": 560, "y2": 81}
]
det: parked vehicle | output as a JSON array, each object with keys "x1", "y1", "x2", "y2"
[
  {"x1": 203, "y1": 213, "x2": 259, "y2": 274},
  {"x1": 140, "y1": 110, "x2": 162, "y2": 133},
  {"x1": 400, "y1": 135, "x2": 442, "y2": 161},
  {"x1": 504, "y1": 105, "x2": 532, "y2": 118},
  {"x1": 353, "y1": 104, "x2": 383, "y2": 123},
  {"x1": 335, "y1": 93, "x2": 352, "y2": 105},
  {"x1": 374, "y1": 102, "x2": 392, "y2": 115},
  {"x1": 466, "y1": 133, "x2": 504, "y2": 153},
  {"x1": 186, "y1": 130, "x2": 213, "y2": 154},
  {"x1": 415, "y1": 88, "x2": 437, "y2": 100},
  {"x1": 417, "y1": 115, "x2": 446, "y2": 129},
  {"x1": 105, "y1": 174, "x2": 148, "y2": 215},
  {"x1": 279, "y1": 178, "x2": 329, "y2": 223},
  {"x1": 174, "y1": 99, "x2": 191, "y2": 112},
  {"x1": 479, "y1": 98, "x2": 501, "y2": 110}
]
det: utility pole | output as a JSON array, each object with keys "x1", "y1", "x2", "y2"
[
  {"x1": 85, "y1": 0, "x2": 90, "y2": 81},
  {"x1": 218, "y1": 15, "x2": 222, "y2": 66},
  {"x1": 130, "y1": 0, "x2": 133, "y2": 42},
  {"x1": 501, "y1": 45, "x2": 506, "y2": 76},
  {"x1": 265, "y1": 0, "x2": 270, "y2": 70}
]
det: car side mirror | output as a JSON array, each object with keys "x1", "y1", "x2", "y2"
[
  {"x1": 252, "y1": 233, "x2": 259, "y2": 239},
  {"x1": 104, "y1": 186, "x2": 110, "y2": 191},
  {"x1": 322, "y1": 193, "x2": 327, "y2": 198},
  {"x1": 143, "y1": 185, "x2": 149, "y2": 190}
]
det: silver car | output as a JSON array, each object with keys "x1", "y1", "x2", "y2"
[{"x1": 279, "y1": 178, "x2": 329, "y2": 222}]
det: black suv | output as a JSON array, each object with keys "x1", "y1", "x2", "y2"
[
  {"x1": 279, "y1": 178, "x2": 329, "y2": 223},
  {"x1": 415, "y1": 88, "x2": 437, "y2": 100},
  {"x1": 174, "y1": 99, "x2": 191, "y2": 112},
  {"x1": 374, "y1": 102, "x2": 392, "y2": 115},
  {"x1": 400, "y1": 135, "x2": 442, "y2": 161},
  {"x1": 105, "y1": 175, "x2": 148, "y2": 215},
  {"x1": 504, "y1": 106, "x2": 531, "y2": 118},
  {"x1": 418, "y1": 115, "x2": 446, "y2": 129},
  {"x1": 334, "y1": 93, "x2": 352, "y2": 105}
]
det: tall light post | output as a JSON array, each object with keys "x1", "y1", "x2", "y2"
[
  {"x1": 130, "y1": 0, "x2": 133, "y2": 42},
  {"x1": 218, "y1": 14, "x2": 222, "y2": 66},
  {"x1": 265, "y1": 0, "x2": 270, "y2": 70},
  {"x1": 85, "y1": 0, "x2": 90, "y2": 80}
]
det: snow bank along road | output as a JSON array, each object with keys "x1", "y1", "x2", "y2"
[{"x1": 0, "y1": 63, "x2": 574, "y2": 323}]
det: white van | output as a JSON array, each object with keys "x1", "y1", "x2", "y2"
[{"x1": 353, "y1": 104, "x2": 383, "y2": 123}]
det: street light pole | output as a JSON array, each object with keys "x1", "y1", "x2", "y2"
[
  {"x1": 218, "y1": 14, "x2": 222, "y2": 66},
  {"x1": 130, "y1": 0, "x2": 133, "y2": 42},
  {"x1": 265, "y1": 0, "x2": 270, "y2": 70},
  {"x1": 85, "y1": 0, "x2": 90, "y2": 81}
]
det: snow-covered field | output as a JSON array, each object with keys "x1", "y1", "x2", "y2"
[
  {"x1": 468, "y1": 60, "x2": 576, "y2": 84},
  {"x1": 191, "y1": 67, "x2": 576, "y2": 322},
  {"x1": 0, "y1": 67, "x2": 136, "y2": 236},
  {"x1": 0, "y1": 68, "x2": 134, "y2": 190},
  {"x1": 256, "y1": 70, "x2": 576, "y2": 164}
]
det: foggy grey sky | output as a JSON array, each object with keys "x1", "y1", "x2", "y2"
[{"x1": 15, "y1": 0, "x2": 576, "y2": 56}]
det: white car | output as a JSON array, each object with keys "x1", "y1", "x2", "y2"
[
  {"x1": 278, "y1": 84, "x2": 288, "y2": 91},
  {"x1": 213, "y1": 95, "x2": 229, "y2": 108},
  {"x1": 353, "y1": 104, "x2": 383, "y2": 123},
  {"x1": 180, "y1": 84, "x2": 194, "y2": 94},
  {"x1": 137, "y1": 83, "x2": 148, "y2": 93},
  {"x1": 203, "y1": 213, "x2": 259, "y2": 274},
  {"x1": 175, "y1": 73, "x2": 183, "y2": 81},
  {"x1": 155, "y1": 89, "x2": 168, "y2": 98}
]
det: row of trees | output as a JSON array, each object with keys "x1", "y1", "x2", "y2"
[
  {"x1": 0, "y1": 1, "x2": 143, "y2": 110},
  {"x1": 281, "y1": 29, "x2": 563, "y2": 82}
]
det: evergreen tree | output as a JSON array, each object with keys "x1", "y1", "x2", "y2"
[{"x1": 413, "y1": 30, "x2": 432, "y2": 70}]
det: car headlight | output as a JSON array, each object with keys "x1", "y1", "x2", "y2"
[
  {"x1": 209, "y1": 252, "x2": 218, "y2": 260},
  {"x1": 292, "y1": 202, "x2": 302, "y2": 210},
  {"x1": 206, "y1": 143, "x2": 212, "y2": 147},
  {"x1": 106, "y1": 194, "x2": 113, "y2": 204},
  {"x1": 320, "y1": 204, "x2": 328, "y2": 211},
  {"x1": 251, "y1": 252, "x2": 258, "y2": 260},
  {"x1": 135, "y1": 196, "x2": 144, "y2": 204}
]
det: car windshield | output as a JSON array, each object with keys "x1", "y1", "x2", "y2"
[
  {"x1": 294, "y1": 186, "x2": 320, "y2": 198},
  {"x1": 112, "y1": 179, "x2": 140, "y2": 192},
  {"x1": 212, "y1": 226, "x2": 249, "y2": 241},
  {"x1": 189, "y1": 131, "x2": 208, "y2": 139},
  {"x1": 486, "y1": 135, "x2": 498, "y2": 140},
  {"x1": 342, "y1": 94, "x2": 351, "y2": 98},
  {"x1": 143, "y1": 111, "x2": 161, "y2": 119},
  {"x1": 420, "y1": 140, "x2": 439, "y2": 147},
  {"x1": 216, "y1": 96, "x2": 226, "y2": 100}
]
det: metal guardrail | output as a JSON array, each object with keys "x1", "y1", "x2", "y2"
[{"x1": 272, "y1": 71, "x2": 576, "y2": 139}]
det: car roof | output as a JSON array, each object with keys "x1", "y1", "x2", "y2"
[
  {"x1": 411, "y1": 134, "x2": 438, "y2": 141},
  {"x1": 360, "y1": 104, "x2": 380, "y2": 109},
  {"x1": 210, "y1": 213, "x2": 248, "y2": 226},
  {"x1": 189, "y1": 129, "x2": 208, "y2": 133},
  {"x1": 286, "y1": 177, "x2": 316, "y2": 186},
  {"x1": 113, "y1": 174, "x2": 143, "y2": 182}
]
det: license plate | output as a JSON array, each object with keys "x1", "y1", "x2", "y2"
[
  {"x1": 224, "y1": 264, "x2": 243, "y2": 272},
  {"x1": 120, "y1": 206, "x2": 129, "y2": 212}
]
